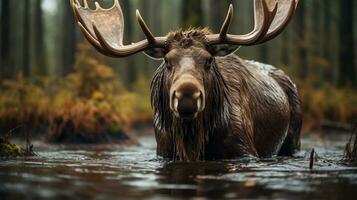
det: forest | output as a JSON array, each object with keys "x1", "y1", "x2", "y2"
[
  {"x1": 0, "y1": 0, "x2": 356, "y2": 139},
  {"x1": 0, "y1": 0, "x2": 357, "y2": 199}
]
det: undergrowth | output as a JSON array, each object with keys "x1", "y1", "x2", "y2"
[
  {"x1": 0, "y1": 46, "x2": 152, "y2": 144},
  {"x1": 297, "y1": 78, "x2": 357, "y2": 132}
]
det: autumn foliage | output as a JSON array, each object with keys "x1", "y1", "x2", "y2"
[
  {"x1": 0, "y1": 45, "x2": 356, "y2": 143},
  {"x1": 297, "y1": 78, "x2": 357, "y2": 132},
  {"x1": 0, "y1": 49, "x2": 152, "y2": 143}
]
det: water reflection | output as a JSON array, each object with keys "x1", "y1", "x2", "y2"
[{"x1": 0, "y1": 133, "x2": 357, "y2": 199}]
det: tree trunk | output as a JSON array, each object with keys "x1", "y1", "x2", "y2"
[
  {"x1": 182, "y1": 0, "x2": 203, "y2": 29},
  {"x1": 339, "y1": 0, "x2": 356, "y2": 87},
  {"x1": 208, "y1": 0, "x2": 230, "y2": 32},
  {"x1": 281, "y1": 31, "x2": 290, "y2": 66},
  {"x1": 62, "y1": 1, "x2": 76, "y2": 76},
  {"x1": 0, "y1": 0, "x2": 11, "y2": 79},
  {"x1": 296, "y1": 1, "x2": 308, "y2": 79},
  {"x1": 23, "y1": 0, "x2": 31, "y2": 78},
  {"x1": 121, "y1": 0, "x2": 136, "y2": 85},
  {"x1": 323, "y1": 0, "x2": 333, "y2": 82},
  {"x1": 32, "y1": 0, "x2": 46, "y2": 76},
  {"x1": 259, "y1": 44, "x2": 269, "y2": 64}
]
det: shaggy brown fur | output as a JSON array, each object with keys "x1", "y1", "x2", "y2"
[{"x1": 151, "y1": 29, "x2": 302, "y2": 161}]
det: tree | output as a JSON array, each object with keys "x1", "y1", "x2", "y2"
[
  {"x1": 0, "y1": 0, "x2": 11, "y2": 79},
  {"x1": 23, "y1": 0, "x2": 31, "y2": 77},
  {"x1": 296, "y1": 1, "x2": 308, "y2": 79},
  {"x1": 61, "y1": 1, "x2": 77, "y2": 75},
  {"x1": 323, "y1": 0, "x2": 333, "y2": 82},
  {"x1": 339, "y1": 0, "x2": 356, "y2": 87},
  {"x1": 208, "y1": 0, "x2": 230, "y2": 32},
  {"x1": 32, "y1": 0, "x2": 46, "y2": 76},
  {"x1": 182, "y1": 0, "x2": 203, "y2": 29},
  {"x1": 121, "y1": 0, "x2": 136, "y2": 84}
]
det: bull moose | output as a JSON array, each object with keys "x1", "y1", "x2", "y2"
[{"x1": 70, "y1": 0, "x2": 302, "y2": 161}]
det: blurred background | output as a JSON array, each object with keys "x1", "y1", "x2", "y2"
[{"x1": 0, "y1": 0, "x2": 356, "y2": 142}]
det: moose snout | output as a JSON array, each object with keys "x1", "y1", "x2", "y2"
[{"x1": 171, "y1": 81, "x2": 204, "y2": 119}]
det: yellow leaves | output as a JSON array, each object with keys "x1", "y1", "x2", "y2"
[
  {"x1": 0, "y1": 53, "x2": 153, "y2": 141},
  {"x1": 92, "y1": 91, "x2": 105, "y2": 101},
  {"x1": 0, "y1": 74, "x2": 49, "y2": 124},
  {"x1": 113, "y1": 93, "x2": 137, "y2": 124},
  {"x1": 0, "y1": 142, "x2": 24, "y2": 156},
  {"x1": 299, "y1": 78, "x2": 357, "y2": 132}
]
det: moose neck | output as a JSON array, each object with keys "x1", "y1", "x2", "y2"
[{"x1": 151, "y1": 61, "x2": 230, "y2": 161}]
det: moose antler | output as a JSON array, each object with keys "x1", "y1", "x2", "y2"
[
  {"x1": 206, "y1": 0, "x2": 299, "y2": 46},
  {"x1": 70, "y1": 0, "x2": 299, "y2": 57},
  {"x1": 259, "y1": 0, "x2": 299, "y2": 43},
  {"x1": 70, "y1": 0, "x2": 166, "y2": 57}
]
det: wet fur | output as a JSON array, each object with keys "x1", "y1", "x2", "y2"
[
  {"x1": 151, "y1": 29, "x2": 302, "y2": 161},
  {"x1": 151, "y1": 57, "x2": 230, "y2": 161}
]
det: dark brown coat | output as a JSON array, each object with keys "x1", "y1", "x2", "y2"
[{"x1": 151, "y1": 30, "x2": 302, "y2": 161}]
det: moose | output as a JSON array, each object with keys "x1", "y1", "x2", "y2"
[{"x1": 71, "y1": 0, "x2": 302, "y2": 161}]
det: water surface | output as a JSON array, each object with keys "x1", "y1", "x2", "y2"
[{"x1": 0, "y1": 130, "x2": 357, "y2": 200}]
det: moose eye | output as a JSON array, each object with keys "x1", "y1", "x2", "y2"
[{"x1": 205, "y1": 57, "x2": 214, "y2": 70}]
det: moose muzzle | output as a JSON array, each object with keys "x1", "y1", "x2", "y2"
[{"x1": 170, "y1": 75, "x2": 205, "y2": 120}]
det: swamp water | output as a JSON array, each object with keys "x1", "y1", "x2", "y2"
[{"x1": 0, "y1": 130, "x2": 357, "y2": 200}]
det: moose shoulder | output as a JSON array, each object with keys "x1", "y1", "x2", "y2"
[{"x1": 71, "y1": 0, "x2": 302, "y2": 161}]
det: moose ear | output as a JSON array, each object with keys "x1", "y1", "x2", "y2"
[
  {"x1": 143, "y1": 47, "x2": 167, "y2": 60},
  {"x1": 208, "y1": 44, "x2": 240, "y2": 57}
]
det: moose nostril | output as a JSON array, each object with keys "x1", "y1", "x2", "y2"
[{"x1": 177, "y1": 97, "x2": 198, "y2": 116}]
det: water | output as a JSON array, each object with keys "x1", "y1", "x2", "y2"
[{"x1": 0, "y1": 130, "x2": 357, "y2": 200}]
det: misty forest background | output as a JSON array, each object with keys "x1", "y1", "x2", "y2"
[{"x1": 0, "y1": 0, "x2": 356, "y2": 141}]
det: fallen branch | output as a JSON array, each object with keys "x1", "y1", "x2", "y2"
[
  {"x1": 343, "y1": 121, "x2": 357, "y2": 164},
  {"x1": 4, "y1": 124, "x2": 24, "y2": 140},
  {"x1": 309, "y1": 148, "x2": 315, "y2": 170}
]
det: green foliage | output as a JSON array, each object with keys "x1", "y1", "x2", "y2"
[
  {"x1": 0, "y1": 134, "x2": 35, "y2": 158},
  {"x1": 0, "y1": 139, "x2": 24, "y2": 157}
]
